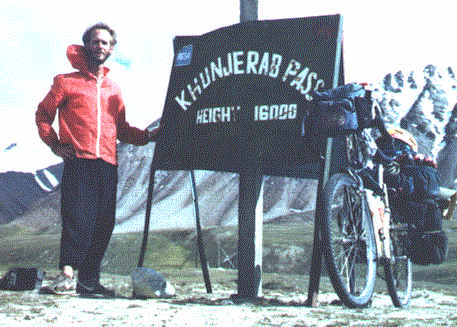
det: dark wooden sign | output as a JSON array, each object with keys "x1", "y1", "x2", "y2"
[{"x1": 153, "y1": 15, "x2": 344, "y2": 176}]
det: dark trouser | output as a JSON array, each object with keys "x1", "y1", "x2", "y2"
[{"x1": 59, "y1": 158, "x2": 117, "y2": 284}]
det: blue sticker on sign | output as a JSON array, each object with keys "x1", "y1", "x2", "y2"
[{"x1": 175, "y1": 44, "x2": 193, "y2": 67}]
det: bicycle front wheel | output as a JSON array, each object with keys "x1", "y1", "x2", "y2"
[
  {"x1": 321, "y1": 173, "x2": 377, "y2": 308},
  {"x1": 384, "y1": 223, "x2": 413, "y2": 308}
]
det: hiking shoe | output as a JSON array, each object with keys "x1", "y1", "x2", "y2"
[
  {"x1": 47, "y1": 273, "x2": 76, "y2": 294},
  {"x1": 76, "y1": 281, "x2": 115, "y2": 297}
]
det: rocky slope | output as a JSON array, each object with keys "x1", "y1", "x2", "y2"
[
  {"x1": 376, "y1": 65, "x2": 457, "y2": 186},
  {"x1": 0, "y1": 164, "x2": 62, "y2": 224}
]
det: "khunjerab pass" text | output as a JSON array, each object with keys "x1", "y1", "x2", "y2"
[{"x1": 174, "y1": 50, "x2": 325, "y2": 125}]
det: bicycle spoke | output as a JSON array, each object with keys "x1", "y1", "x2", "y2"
[{"x1": 343, "y1": 187, "x2": 357, "y2": 227}]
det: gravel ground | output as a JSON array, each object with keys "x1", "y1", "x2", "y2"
[{"x1": 0, "y1": 272, "x2": 455, "y2": 327}]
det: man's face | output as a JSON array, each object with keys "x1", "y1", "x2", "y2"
[{"x1": 86, "y1": 29, "x2": 114, "y2": 65}]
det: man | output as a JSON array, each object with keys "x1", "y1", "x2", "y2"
[{"x1": 36, "y1": 23, "x2": 159, "y2": 296}]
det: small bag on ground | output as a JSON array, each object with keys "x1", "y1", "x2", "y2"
[{"x1": 0, "y1": 267, "x2": 45, "y2": 291}]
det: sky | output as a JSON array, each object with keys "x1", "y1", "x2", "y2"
[{"x1": 1, "y1": 0, "x2": 456, "y2": 171}]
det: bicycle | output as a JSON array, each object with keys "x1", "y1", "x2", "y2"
[{"x1": 319, "y1": 99, "x2": 413, "y2": 308}]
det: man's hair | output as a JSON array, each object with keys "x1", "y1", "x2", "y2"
[{"x1": 82, "y1": 22, "x2": 117, "y2": 46}]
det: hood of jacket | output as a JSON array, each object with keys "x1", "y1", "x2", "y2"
[{"x1": 66, "y1": 44, "x2": 109, "y2": 77}]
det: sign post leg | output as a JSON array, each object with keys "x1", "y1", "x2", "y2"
[
  {"x1": 189, "y1": 170, "x2": 213, "y2": 294},
  {"x1": 305, "y1": 191, "x2": 324, "y2": 307},
  {"x1": 138, "y1": 166, "x2": 156, "y2": 268},
  {"x1": 233, "y1": 167, "x2": 264, "y2": 301},
  {"x1": 232, "y1": 132, "x2": 264, "y2": 301},
  {"x1": 306, "y1": 138, "x2": 333, "y2": 306}
]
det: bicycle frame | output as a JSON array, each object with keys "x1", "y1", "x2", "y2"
[
  {"x1": 322, "y1": 90, "x2": 415, "y2": 308},
  {"x1": 363, "y1": 164, "x2": 392, "y2": 260},
  {"x1": 348, "y1": 98, "x2": 395, "y2": 261}
]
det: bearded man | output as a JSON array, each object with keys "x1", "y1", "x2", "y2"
[{"x1": 36, "y1": 23, "x2": 159, "y2": 296}]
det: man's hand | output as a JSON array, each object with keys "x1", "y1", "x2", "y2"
[
  {"x1": 51, "y1": 143, "x2": 76, "y2": 160},
  {"x1": 146, "y1": 127, "x2": 161, "y2": 143}
]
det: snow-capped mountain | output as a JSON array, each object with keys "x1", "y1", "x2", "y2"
[
  {"x1": 375, "y1": 65, "x2": 457, "y2": 187},
  {"x1": 2, "y1": 64, "x2": 456, "y2": 231},
  {"x1": 0, "y1": 163, "x2": 62, "y2": 224},
  {"x1": 0, "y1": 137, "x2": 63, "y2": 224}
]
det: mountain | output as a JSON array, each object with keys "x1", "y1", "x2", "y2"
[
  {"x1": 3, "y1": 64, "x2": 457, "y2": 232},
  {"x1": 0, "y1": 163, "x2": 62, "y2": 224},
  {"x1": 375, "y1": 65, "x2": 457, "y2": 187}
]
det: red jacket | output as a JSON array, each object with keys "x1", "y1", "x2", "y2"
[{"x1": 36, "y1": 45, "x2": 149, "y2": 166}]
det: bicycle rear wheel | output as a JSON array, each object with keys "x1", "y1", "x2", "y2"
[
  {"x1": 384, "y1": 223, "x2": 412, "y2": 308},
  {"x1": 321, "y1": 173, "x2": 377, "y2": 308}
]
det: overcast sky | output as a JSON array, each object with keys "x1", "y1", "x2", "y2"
[{"x1": 1, "y1": 0, "x2": 456, "y2": 170}]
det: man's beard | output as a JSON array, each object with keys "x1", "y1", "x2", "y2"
[{"x1": 88, "y1": 51, "x2": 110, "y2": 66}]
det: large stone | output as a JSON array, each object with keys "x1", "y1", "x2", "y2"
[{"x1": 131, "y1": 267, "x2": 175, "y2": 298}]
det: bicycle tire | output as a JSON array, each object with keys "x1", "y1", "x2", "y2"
[
  {"x1": 384, "y1": 223, "x2": 413, "y2": 308},
  {"x1": 321, "y1": 173, "x2": 377, "y2": 308}
]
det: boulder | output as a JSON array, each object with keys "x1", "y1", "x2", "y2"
[{"x1": 131, "y1": 267, "x2": 175, "y2": 298}]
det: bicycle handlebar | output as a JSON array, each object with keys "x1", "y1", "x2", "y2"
[
  {"x1": 364, "y1": 100, "x2": 398, "y2": 166},
  {"x1": 372, "y1": 104, "x2": 390, "y2": 139}
]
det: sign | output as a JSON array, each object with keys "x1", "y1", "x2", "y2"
[{"x1": 153, "y1": 15, "x2": 344, "y2": 176}]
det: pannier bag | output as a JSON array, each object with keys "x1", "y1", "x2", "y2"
[
  {"x1": 408, "y1": 229, "x2": 448, "y2": 265},
  {"x1": 0, "y1": 267, "x2": 45, "y2": 291},
  {"x1": 304, "y1": 83, "x2": 374, "y2": 137},
  {"x1": 387, "y1": 162, "x2": 447, "y2": 265},
  {"x1": 312, "y1": 82, "x2": 365, "y2": 101},
  {"x1": 307, "y1": 98, "x2": 359, "y2": 136},
  {"x1": 409, "y1": 200, "x2": 447, "y2": 265},
  {"x1": 402, "y1": 165, "x2": 440, "y2": 200},
  {"x1": 386, "y1": 162, "x2": 441, "y2": 201},
  {"x1": 392, "y1": 198, "x2": 448, "y2": 265}
]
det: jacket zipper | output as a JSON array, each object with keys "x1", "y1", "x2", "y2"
[{"x1": 96, "y1": 77, "x2": 103, "y2": 157}]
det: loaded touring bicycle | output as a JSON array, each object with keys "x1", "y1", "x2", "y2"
[{"x1": 311, "y1": 84, "x2": 455, "y2": 308}]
